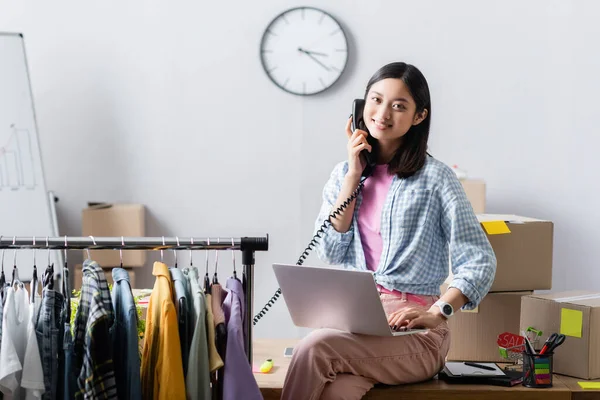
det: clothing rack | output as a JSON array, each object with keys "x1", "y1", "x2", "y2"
[{"x1": 0, "y1": 235, "x2": 269, "y2": 366}]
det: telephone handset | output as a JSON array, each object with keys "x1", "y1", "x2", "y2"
[
  {"x1": 252, "y1": 99, "x2": 374, "y2": 325},
  {"x1": 351, "y1": 99, "x2": 377, "y2": 178}
]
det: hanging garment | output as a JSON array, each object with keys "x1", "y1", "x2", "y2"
[
  {"x1": 35, "y1": 287, "x2": 64, "y2": 400},
  {"x1": 222, "y1": 278, "x2": 262, "y2": 400},
  {"x1": 183, "y1": 268, "x2": 210, "y2": 400},
  {"x1": 0, "y1": 284, "x2": 4, "y2": 345},
  {"x1": 211, "y1": 283, "x2": 227, "y2": 354},
  {"x1": 61, "y1": 314, "x2": 74, "y2": 400},
  {"x1": 0, "y1": 286, "x2": 3, "y2": 400},
  {"x1": 62, "y1": 267, "x2": 76, "y2": 400},
  {"x1": 141, "y1": 262, "x2": 185, "y2": 400},
  {"x1": 170, "y1": 268, "x2": 191, "y2": 379},
  {"x1": 204, "y1": 293, "x2": 224, "y2": 373},
  {"x1": 111, "y1": 268, "x2": 142, "y2": 400},
  {"x1": 182, "y1": 268, "x2": 195, "y2": 360},
  {"x1": 20, "y1": 291, "x2": 45, "y2": 400},
  {"x1": 211, "y1": 283, "x2": 227, "y2": 400},
  {"x1": 71, "y1": 260, "x2": 117, "y2": 399},
  {"x1": 0, "y1": 286, "x2": 30, "y2": 399}
]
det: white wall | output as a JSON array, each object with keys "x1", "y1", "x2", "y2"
[{"x1": 1, "y1": 0, "x2": 599, "y2": 339}]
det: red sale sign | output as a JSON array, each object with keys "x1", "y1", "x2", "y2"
[{"x1": 497, "y1": 332, "x2": 525, "y2": 351}]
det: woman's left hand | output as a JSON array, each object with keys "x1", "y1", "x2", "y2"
[{"x1": 387, "y1": 307, "x2": 446, "y2": 330}]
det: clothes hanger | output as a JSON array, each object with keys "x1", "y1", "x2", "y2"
[
  {"x1": 63, "y1": 236, "x2": 70, "y2": 320},
  {"x1": 0, "y1": 236, "x2": 6, "y2": 304},
  {"x1": 86, "y1": 235, "x2": 96, "y2": 261},
  {"x1": 173, "y1": 236, "x2": 179, "y2": 268},
  {"x1": 231, "y1": 237, "x2": 240, "y2": 282},
  {"x1": 62, "y1": 235, "x2": 69, "y2": 296},
  {"x1": 120, "y1": 236, "x2": 125, "y2": 268},
  {"x1": 204, "y1": 238, "x2": 211, "y2": 295},
  {"x1": 172, "y1": 236, "x2": 185, "y2": 318},
  {"x1": 30, "y1": 237, "x2": 39, "y2": 305},
  {"x1": 11, "y1": 236, "x2": 23, "y2": 289},
  {"x1": 189, "y1": 237, "x2": 195, "y2": 269},
  {"x1": 161, "y1": 236, "x2": 166, "y2": 265},
  {"x1": 42, "y1": 236, "x2": 54, "y2": 291},
  {"x1": 212, "y1": 238, "x2": 220, "y2": 285},
  {"x1": 0, "y1": 236, "x2": 6, "y2": 299}
]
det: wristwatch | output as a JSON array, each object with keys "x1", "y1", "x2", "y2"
[{"x1": 433, "y1": 300, "x2": 454, "y2": 319}]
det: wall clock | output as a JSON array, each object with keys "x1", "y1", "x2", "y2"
[{"x1": 260, "y1": 7, "x2": 349, "y2": 96}]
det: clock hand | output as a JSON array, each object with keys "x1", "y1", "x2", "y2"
[
  {"x1": 298, "y1": 48, "x2": 330, "y2": 71},
  {"x1": 297, "y1": 47, "x2": 328, "y2": 57}
]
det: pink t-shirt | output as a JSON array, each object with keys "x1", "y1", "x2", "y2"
[{"x1": 357, "y1": 164, "x2": 395, "y2": 272}]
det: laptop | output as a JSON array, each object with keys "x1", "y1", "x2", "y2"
[{"x1": 272, "y1": 263, "x2": 427, "y2": 337}]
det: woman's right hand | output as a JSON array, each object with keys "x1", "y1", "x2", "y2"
[{"x1": 346, "y1": 116, "x2": 372, "y2": 179}]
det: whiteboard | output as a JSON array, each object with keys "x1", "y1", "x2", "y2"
[{"x1": 0, "y1": 32, "x2": 61, "y2": 282}]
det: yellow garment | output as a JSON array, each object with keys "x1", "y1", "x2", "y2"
[
  {"x1": 205, "y1": 293, "x2": 224, "y2": 372},
  {"x1": 141, "y1": 262, "x2": 186, "y2": 400}
]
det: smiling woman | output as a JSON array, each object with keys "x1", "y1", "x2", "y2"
[
  {"x1": 259, "y1": 7, "x2": 349, "y2": 96},
  {"x1": 279, "y1": 62, "x2": 497, "y2": 400}
]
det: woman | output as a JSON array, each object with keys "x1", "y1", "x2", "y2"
[{"x1": 281, "y1": 62, "x2": 497, "y2": 400}]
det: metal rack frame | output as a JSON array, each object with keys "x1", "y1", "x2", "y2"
[{"x1": 0, "y1": 235, "x2": 269, "y2": 365}]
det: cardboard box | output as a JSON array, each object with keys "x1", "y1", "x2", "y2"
[
  {"x1": 520, "y1": 291, "x2": 600, "y2": 379},
  {"x1": 446, "y1": 289, "x2": 532, "y2": 362},
  {"x1": 73, "y1": 264, "x2": 137, "y2": 289},
  {"x1": 447, "y1": 214, "x2": 553, "y2": 292},
  {"x1": 82, "y1": 203, "x2": 146, "y2": 267},
  {"x1": 460, "y1": 179, "x2": 486, "y2": 214}
]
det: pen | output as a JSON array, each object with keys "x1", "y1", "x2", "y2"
[
  {"x1": 521, "y1": 330, "x2": 536, "y2": 355},
  {"x1": 464, "y1": 362, "x2": 496, "y2": 371}
]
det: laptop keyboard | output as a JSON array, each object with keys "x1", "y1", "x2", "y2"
[{"x1": 390, "y1": 326, "x2": 427, "y2": 335}]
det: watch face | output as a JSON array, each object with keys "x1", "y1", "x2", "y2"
[
  {"x1": 260, "y1": 7, "x2": 349, "y2": 96},
  {"x1": 442, "y1": 304, "x2": 453, "y2": 316}
]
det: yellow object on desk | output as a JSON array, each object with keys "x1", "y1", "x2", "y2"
[
  {"x1": 578, "y1": 381, "x2": 600, "y2": 389},
  {"x1": 260, "y1": 359, "x2": 274, "y2": 373}
]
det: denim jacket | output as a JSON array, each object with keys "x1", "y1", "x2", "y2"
[{"x1": 111, "y1": 268, "x2": 141, "y2": 400}]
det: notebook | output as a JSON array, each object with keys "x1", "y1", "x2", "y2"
[
  {"x1": 439, "y1": 362, "x2": 524, "y2": 387},
  {"x1": 445, "y1": 362, "x2": 505, "y2": 377}
]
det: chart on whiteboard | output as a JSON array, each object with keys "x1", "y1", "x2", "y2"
[{"x1": 0, "y1": 123, "x2": 37, "y2": 190}]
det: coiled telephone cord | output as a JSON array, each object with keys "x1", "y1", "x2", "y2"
[{"x1": 252, "y1": 179, "x2": 366, "y2": 325}]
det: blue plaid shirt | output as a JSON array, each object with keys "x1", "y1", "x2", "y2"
[{"x1": 315, "y1": 156, "x2": 496, "y2": 309}]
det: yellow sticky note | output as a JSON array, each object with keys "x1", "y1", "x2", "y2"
[
  {"x1": 578, "y1": 382, "x2": 600, "y2": 389},
  {"x1": 481, "y1": 221, "x2": 511, "y2": 235},
  {"x1": 560, "y1": 308, "x2": 583, "y2": 338}
]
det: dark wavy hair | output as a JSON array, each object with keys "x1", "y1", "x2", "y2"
[{"x1": 364, "y1": 62, "x2": 431, "y2": 178}]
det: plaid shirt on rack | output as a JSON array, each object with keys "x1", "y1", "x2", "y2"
[
  {"x1": 315, "y1": 156, "x2": 497, "y2": 309},
  {"x1": 73, "y1": 260, "x2": 118, "y2": 399}
]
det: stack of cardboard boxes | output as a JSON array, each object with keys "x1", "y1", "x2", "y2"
[
  {"x1": 446, "y1": 179, "x2": 554, "y2": 363},
  {"x1": 453, "y1": 179, "x2": 599, "y2": 380},
  {"x1": 74, "y1": 203, "x2": 146, "y2": 289}
]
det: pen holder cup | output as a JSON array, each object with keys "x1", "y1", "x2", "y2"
[{"x1": 522, "y1": 352, "x2": 553, "y2": 388}]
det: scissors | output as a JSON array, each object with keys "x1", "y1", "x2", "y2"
[{"x1": 540, "y1": 333, "x2": 566, "y2": 354}]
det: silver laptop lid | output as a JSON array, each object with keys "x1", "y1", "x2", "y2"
[{"x1": 272, "y1": 263, "x2": 393, "y2": 336}]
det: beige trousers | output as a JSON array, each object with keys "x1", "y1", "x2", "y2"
[{"x1": 281, "y1": 293, "x2": 451, "y2": 400}]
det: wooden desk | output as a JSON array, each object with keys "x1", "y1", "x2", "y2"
[
  {"x1": 253, "y1": 339, "x2": 600, "y2": 400},
  {"x1": 556, "y1": 375, "x2": 600, "y2": 400}
]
